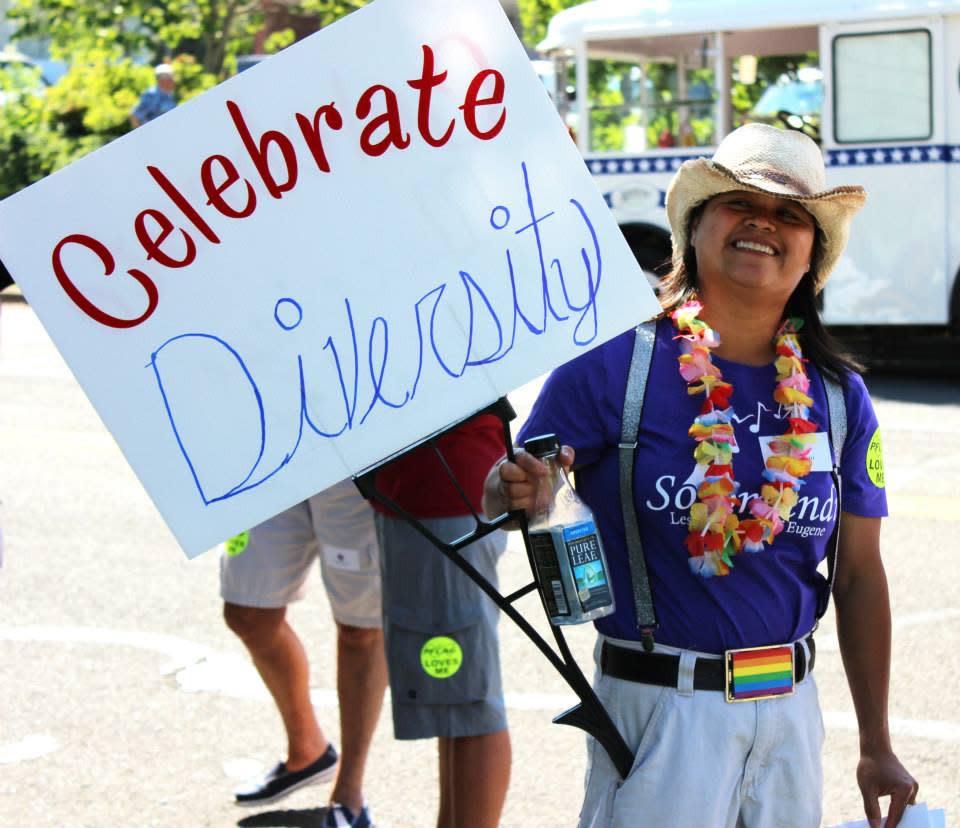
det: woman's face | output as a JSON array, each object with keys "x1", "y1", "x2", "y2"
[{"x1": 690, "y1": 190, "x2": 816, "y2": 307}]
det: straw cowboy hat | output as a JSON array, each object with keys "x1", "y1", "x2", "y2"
[{"x1": 665, "y1": 123, "x2": 866, "y2": 292}]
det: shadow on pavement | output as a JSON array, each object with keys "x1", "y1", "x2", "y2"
[
  {"x1": 238, "y1": 807, "x2": 328, "y2": 828},
  {"x1": 865, "y1": 373, "x2": 960, "y2": 406}
]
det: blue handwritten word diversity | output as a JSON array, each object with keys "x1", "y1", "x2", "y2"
[{"x1": 149, "y1": 162, "x2": 604, "y2": 505}]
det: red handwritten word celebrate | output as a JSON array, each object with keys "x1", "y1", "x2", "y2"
[{"x1": 52, "y1": 44, "x2": 507, "y2": 330}]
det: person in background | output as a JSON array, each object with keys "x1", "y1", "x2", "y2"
[
  {"x1": 485, "y1": 124, "x2": 917, "y2": 827},
  {"x1": 130, "y1": 63, "x2": 176, "y2": 128},
  {"x1": 373, "y1": 415, "x2": 510, "y2": 828},
  {"x1": 223, "y1": 480, "x2": 387, "y2": 828}
]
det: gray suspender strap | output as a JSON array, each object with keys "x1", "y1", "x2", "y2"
[
  {"x1": 620, "y1": 321, "x2": 658, "y2": 647},
  {"x1": 818, "y1": 374, "x2": 848, "y2": 620},
  {"x1": 824, "y1": 376, "x2": 847, "y2": 470}
]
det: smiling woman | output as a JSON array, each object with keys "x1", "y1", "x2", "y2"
[
  {"x1": 689, "y1": 190, "x2": 816, "y2": 338},
  {"x1": 659, "y1": 125, "x2": 866, "y2": 377},
  {"x1": 486, "y1": 123, "x2": 920, "y2": 828}
]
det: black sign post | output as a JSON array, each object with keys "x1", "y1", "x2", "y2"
[{"x1": 353, "y1": 396, "x2": 634, "y2": 779}]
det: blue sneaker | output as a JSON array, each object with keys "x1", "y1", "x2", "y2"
[
  {"x1": 234, "y1": 743, "x2": 338, "y2": 806},
  {"x1": 322, "y1": 802, "x2": 374, "y2": 827}
]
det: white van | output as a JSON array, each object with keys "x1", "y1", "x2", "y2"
[{"x1": 538, "y1": 0, "x2": 960, "y2": 363}]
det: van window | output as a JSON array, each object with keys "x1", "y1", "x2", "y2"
[
  {"x1": 736, "y1": 56, "x2": 821, "y2": 143},
  {"x1": 832, "y1": 29, "x2": 932, "y2": 142},
  {"x1": 586, "y1": 58, "x2": 716, "y2": 152}
]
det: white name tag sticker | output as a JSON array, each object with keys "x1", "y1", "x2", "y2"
[
  {"x1": 757, "y1": 432, "x2": 832, "y2": 472},
  {"x1": 323, "y1": 545, "x2": 363, "y2": 572}
]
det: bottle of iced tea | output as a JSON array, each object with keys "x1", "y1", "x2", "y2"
[{"x1": 523, "y1": 434, "x2": 615, "y2": 625}]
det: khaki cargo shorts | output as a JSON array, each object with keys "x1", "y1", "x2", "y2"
[{"x1": 220, "y1": 479, "x2": 381, "y2": 628}]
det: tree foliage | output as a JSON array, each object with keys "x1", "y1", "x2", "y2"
[
  {"x1": 0, "y1": 0, "x2": 368, "y2": 197},
  {"x1": 0, "y1": 50, "x2": 216, "y2": 197},
  {"x1": 518, "y1": 0, "x2": 582, "y2": 49},
  {"x1": 0, "y1": 64, "x2": 65, "y2": 198},
  {"x1": 300, "y1": 0, "x2": 369, "y2": 29},
  {"x1": 8, "y1": 0, "x2": 370, "y2": 78}
]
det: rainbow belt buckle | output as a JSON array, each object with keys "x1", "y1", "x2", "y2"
[{"x1": 724, "y1": 644, "x2": 795, "y2": 703}]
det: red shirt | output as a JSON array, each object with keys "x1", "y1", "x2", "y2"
[{"x1": 372, "y1": 415, "x2": 506, "y2": 518}]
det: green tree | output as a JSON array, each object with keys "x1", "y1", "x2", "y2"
[
  {"x1": 299, "y1": 0, "x2": 368, "y2": 28},
  {"x1": 0, "y1": 64, "x2": 67, "y2": 197},
  {"x1": 8, "y1": 0, "x2": 369, "y2": 78},
  {"x1": 518, "y1": 0, "x2": 582, "y2": 49},
  {"x1": 0, "y1": 0, "x2": 369, "y2": 196},
  {"x1": 0, "y1": 49, "x2": 218, "y2": 197}
]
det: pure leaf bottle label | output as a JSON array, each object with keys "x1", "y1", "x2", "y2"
[
  {"x1": 564, "y1": 521, "x2": 612, "y2": 614},
  {"x1": 522, "y1": 434, "x2": 615, "y2": 626}
]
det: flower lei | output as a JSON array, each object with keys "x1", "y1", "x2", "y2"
[{"x1": 670, "y1": 298, "x2": 818, "y2": 578}]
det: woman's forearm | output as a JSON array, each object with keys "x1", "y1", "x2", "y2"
[
  {"x1": 832, "y1": 512, "x2": 917, "y2": 827},
  {"x1": 834, "y1": 563, "x2": 892, "y2": 752}
]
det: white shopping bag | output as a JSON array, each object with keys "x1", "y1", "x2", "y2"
[{"x1": 826, "y1": 802, "x2": 946, "y2": 828}]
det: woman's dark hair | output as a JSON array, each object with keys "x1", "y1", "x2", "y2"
[{"x1": 657, "y1": 201, "x2": 863, "y2": 385}]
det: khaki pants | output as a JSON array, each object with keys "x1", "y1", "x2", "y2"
[{"x1": 580, "y1": 636, "x2": 824, "y2": 828}]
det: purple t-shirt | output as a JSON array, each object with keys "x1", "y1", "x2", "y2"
[{"x1": 519, "y1": 317, "x2": 887, "y2": 653}]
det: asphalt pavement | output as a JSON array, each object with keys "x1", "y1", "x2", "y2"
[{"x1": 1, "y1": 299, "x2": 959, "y2": 828}]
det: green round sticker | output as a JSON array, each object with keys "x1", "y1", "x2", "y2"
[
  {"x1": 866, "y1": 427, "x2": 885, "y2": 488},
  {"x1": 225, "y1": 531, "x2": 250, "y2": 557},
  {"x1": 420, "y1": 636, "x2": 462, "y2": 679}
]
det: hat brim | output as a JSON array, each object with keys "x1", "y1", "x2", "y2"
[{"x1": 666, "y1": 158, "x2": 866, "y2": 292}]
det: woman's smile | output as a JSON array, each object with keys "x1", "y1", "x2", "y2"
[
  {"x1": 730, "y1": 238, "x2": 778, "y2": 256},
  {"x1": 691, "y1": 190, "x2": 815, "y2": 302}
]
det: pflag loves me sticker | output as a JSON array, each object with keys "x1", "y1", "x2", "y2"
[{"x1": 866, "y1": 428, "x2": 884, "y2": 488}]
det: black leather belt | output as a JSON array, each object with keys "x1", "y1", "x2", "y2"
[{"x1": 601, "y1": 635, "x2": 816, "y2": 693}]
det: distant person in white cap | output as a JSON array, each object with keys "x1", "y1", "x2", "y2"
[{"x1": 130, "y1": 63, "x2": 176, "y2": 128}]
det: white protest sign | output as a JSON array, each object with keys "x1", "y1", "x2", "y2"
[{"x1": 0, "y1": 0, "x2": 659, "y2": 557}]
